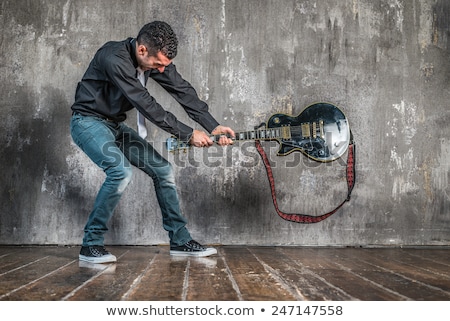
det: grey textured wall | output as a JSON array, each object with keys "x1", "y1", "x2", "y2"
[{"x1": 0, "y1": 0, "x2": 449, "y2": 246}]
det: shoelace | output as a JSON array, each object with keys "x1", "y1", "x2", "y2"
[
  {"x1": 186, "y1": 240, "x2": 204, "y2": 250},
  {"x1": 90, "y1": 246, "x2": 108, "y2": 256}
]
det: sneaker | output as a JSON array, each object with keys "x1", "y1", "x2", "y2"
[
  {"x1": 170, "y1": 240, "x2": 217, "y2": 257},
  {"x1": 79, "y1": 245, "x2": 117, "y2": 263}
]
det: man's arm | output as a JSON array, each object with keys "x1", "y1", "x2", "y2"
[
  {"x1": 103, "y1": 52, "x2": 194, "y2": 141},
  {"x1": 149, "y1": 63, "x2": 235, "y2": 146},
  {"x1": 149, "y1": 63, "x2": 220, "y2": 133}
]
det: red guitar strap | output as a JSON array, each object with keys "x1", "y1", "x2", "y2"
[{"x1": 255, "y1": 133, "x2": 355, "y2": 223}]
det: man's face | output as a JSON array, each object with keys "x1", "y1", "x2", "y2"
[{"x1": 136, "y1": 44, "x2": 172, "y2": 73}]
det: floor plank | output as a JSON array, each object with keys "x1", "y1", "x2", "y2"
[
  {"x1": 248, "y1": 247, "x2": 354, "y2": 300},
  {"x1": 308, "y1": 248, "x2": 450, "y2": 300},
  {"x1": 0, "y1": 246, "x2": 449, "y2": 301},
  {"x1": 65, "y1": 247, "x2": 158, "y2": 301},
  {"x1": 125, "y1": 247, "x2": 188, "y2": 301},
  {"x1": 186, "y1": 256, "x2": 240, "y2": 300},
  {"x1": 346, "y1": 249, "x2": 450, "y2": 294},
  {"x1": 0, "y1": 247, "x2": 78, "y2": 299},
  {"x1": 281, "y1": 248, "x2": 404, "y2": 300},
  {"x1": 220, "y1": 247, "x2": 299, "y2": 301}
]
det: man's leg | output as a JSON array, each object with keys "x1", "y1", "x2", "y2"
[
  {"x1": 119, "y1": 125, "x2": 191, "y2": 245},
  {"x1": 71, "y1": 114, "x2": 132, "y2": 262},
  {"x1": 119, "y1": 125, "x2": 217, "y2": 257}
]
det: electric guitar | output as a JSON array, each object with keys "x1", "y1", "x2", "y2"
[{"x1": 166, "y1": 102, "x2": 351, "y2": 162}]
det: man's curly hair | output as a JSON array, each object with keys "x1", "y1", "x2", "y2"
[{"x1": 137, "y1": 21, "x2": 178, "y2": 59}]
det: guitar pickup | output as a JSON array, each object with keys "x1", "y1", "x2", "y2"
[
  {"x1": 281, "y1": 126, "x2": 291, "y2": 139},
  {"x1": 301, "y1": 123, "x2": 311, "y2": 138}
]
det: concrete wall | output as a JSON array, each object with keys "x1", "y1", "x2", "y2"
[{"x1": 1, "y1": 0, "x2": 449, "y2": 246}]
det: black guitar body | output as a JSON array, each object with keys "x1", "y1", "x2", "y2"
[{"x1": 266, "y1": 103, "x2": 350, "y2": 161}]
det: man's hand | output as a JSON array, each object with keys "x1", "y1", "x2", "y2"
[
  {"x1": 211, "y1": 125, "x2": 235, "y2": 146},
  {"x1": 189, "y1": 129, "x2": 214, "y2": 147},
  {"x1": 189, "y1": 126, "x2": 235, "y2": 147}
]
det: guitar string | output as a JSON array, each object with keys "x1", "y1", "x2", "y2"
[
  {"x1": 169, "y1": 126, "x2": 327, "y2": 150},
  {"x1": 167, "y1": 123, "x2": 348, "y2": 155}
]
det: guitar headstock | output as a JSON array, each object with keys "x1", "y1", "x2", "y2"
[{"x1": 166, "y1": 137, "x2": 190, "y2": 153}]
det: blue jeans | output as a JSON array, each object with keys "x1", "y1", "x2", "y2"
[{"x1": 70, "y1": 113, "x2": 192, "y2": 247}]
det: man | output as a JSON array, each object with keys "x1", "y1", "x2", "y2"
[{"x1": 71, "y1": 21, "x2": 234, "y2": 263}]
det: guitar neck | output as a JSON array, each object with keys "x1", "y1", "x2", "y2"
[{"x1": 209, "y1": 127, "x2": 292, "y2": 142}]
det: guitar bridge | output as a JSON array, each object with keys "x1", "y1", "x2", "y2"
[
  {"x1": 302, "y1": 121, "x2": 324, "y2": 139},
  {"x1": 319, "y1": 119, "x2": 324, "y2": 139}
]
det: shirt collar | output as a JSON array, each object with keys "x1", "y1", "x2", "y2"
[{"x1": 129, "y1": 38, "x2": 138, "y2": 68}]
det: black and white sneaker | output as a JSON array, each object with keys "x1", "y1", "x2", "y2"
[
  {"x1": 79, "y1": 245, "x2": 117, "y2": 263},
  {"x1": 170, "y1": 240, "x2": 217, "y2": 257}
]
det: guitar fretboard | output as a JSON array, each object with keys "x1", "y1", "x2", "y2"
[
  {"x1": 210, "y1": 120, "x2": 325, "y2": 143},
  {"x1": 210, "y1": 127, "x2": 292, "y2": 142}
]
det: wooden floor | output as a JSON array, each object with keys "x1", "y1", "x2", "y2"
[{"x1": 0, "y1": 246, "x2": 449, "y2": 301}]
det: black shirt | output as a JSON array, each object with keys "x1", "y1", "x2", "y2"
[{"x1": 71, "y1": 38, "x2": 219, "y2": 141}]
